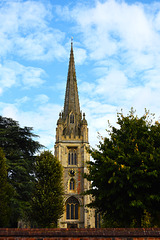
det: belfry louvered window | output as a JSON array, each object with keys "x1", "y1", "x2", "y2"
[{"x1": 68, "y1": 149, "x2": 77, "y2": 165}]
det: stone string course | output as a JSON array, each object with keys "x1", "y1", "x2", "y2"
[{"x1": 0, "y1": 228, "x2": 160, "y2": 240}]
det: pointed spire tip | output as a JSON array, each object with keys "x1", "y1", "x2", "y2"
[{"x1": 71, "y1": 37, "x2": 73, "y2": 47}]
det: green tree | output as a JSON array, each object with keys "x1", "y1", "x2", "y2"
[
  {"x1": 0, "y1": 116, "x2": 43, "y2": 227},
  {"x1": 31, "y1": 150, "x2": 64, "y2": 228},
  {"x1": 85, "y1": 109, "x2": 160, "y2": 227},
  {"x1": 0, "y1": 148, "x2": 13, "y2": 227}
]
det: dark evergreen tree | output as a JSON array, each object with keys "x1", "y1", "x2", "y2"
[
  {"x1": 31, "y1": 150, "x2": 64, "y2": 228},
  {"x1": 0, "y1": 116, "x2": 43, "y2": 227},
  {"x1": 0, "y1": 148, "x2": 13, "y2": 227},
  {"x1": 85, "y1": 109, "x2": 160, "y2": 227}
]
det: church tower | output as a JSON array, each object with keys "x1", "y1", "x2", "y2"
[{"x1": 55, "y1": 41, "x2": 95, "y2": 228}]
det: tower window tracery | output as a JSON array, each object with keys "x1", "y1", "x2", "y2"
[
  {"x1": 66, "y1": 197, "x2": 79, "y2": 219},
  {"x1": 68, "y1": 149, "x2": 77, "y2": 165}
]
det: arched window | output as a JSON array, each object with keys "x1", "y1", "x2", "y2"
[
  {"x1": 66, "y1": 197, "x2": 79, "y2": 220},
  {"x1": 70, "y1": 178, "x2": 75, "y2": 190},
  {"x1": 68, "y1": 149, "x2": 77, "y2": 165},
  {"x1": 70, "y1": 114, "x2": 74, "y2": 124}
]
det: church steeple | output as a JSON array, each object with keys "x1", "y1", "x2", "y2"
[
  {"x1": 55, "y1": 41, "x2": 95, "y2": 228},
  {"x1": 56, "y1": 40, "x2": 88, "y2": 140},
  {"x1": 63, "y1": 40, "x2": 81, "y2": 120}
]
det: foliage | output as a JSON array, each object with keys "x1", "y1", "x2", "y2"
[
  {"x1": 0, "y1": 148, "x2": 13, "y2": 227},
  {"x1": 85, "y1": 109, "x2": 160, "y2": 227},
  {"x1": 0, "y1": 116, "x2": 43, "y2": 227},
  {"x1": 31, "y1": 150, "x2": 64, "y2": 228}
]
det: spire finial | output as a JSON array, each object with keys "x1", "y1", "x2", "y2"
[{"x1": 71, "y1": 37, "x2": 73, "y2": 47}]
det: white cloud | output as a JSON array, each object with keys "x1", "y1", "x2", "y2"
[
  {"x1": 22, "y1": 66, "x2": 45, "y2": 87},
  {"x1": 81, "y1": 98, "x2": 116, "y2": 114},
  {"x1": 1, "y1": 103, "x2": 18, "y2": 120},
  {"x1": 35, "y1": 94, "x2": 49, "y2": 104},
  {"x1": 58, "y1": 0, "x2": 160, "y2": 72},
  {"x1": 16, "y1": 30, "x2": 66, "y2": 61},
  {"x1": 73, "y1": 0, "x2": 158, "y2": 54},
  {"x1": 1, "y1": 0, "x2": 160, "y2": 152},
  {"x1": 0, "y1": 88, "x2": 3, "y2": 95},
  {"x1": 74, "y1": 47, "x2": 87, "y2": 65},
  {"x1": 0, "y1": 1, "x2": 66, "y2": 61},
  {"x1": 0, "y1": 61, "x2": 45, "y2": 92},
  {"x1": 0, "y1": 33, "x2": 13, "y2": 57},
  {"x1": 80, "y1": 96, "x2": 118, "y2": 147},
  {"x1": 96, "y1": 70, "x2": 128, "y2": 96},
  {"x1": 0, "y1": 101, "x2": 61, "y2": 149},
  {"x1": 79, "y1": 81, "x2": 96, "y2": 95},
  {"x1": 0, "y1": 63, "x2": 16, "y2": 89},
  {"x1": 57, "y1": 0, "x2": 160, "y2": 115},
  {"x1": 15, "y1": 96, "x2": 30, "y2": 105}
]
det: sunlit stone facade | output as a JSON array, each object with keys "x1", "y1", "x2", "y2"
[{"x1": 55, "y1": 42, "x2": 95, "y2": 228}]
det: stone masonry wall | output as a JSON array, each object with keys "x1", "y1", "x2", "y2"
[{"x1": 0, "y1": 228, "x2": 160, "y2": 240}]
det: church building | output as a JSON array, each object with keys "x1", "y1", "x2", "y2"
[{"x1": 54, "y1": 41, "x2": 95, "y2": 228}]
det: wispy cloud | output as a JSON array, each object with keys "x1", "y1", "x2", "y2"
[
  {"x1": 1, "y1": 0, "x2": 160, "y2": 150},
  {"x1": 0, "y1": 1, "x2": 66, "y2": 61},
  {"x1": 0, "y1": 61, "x2": 45, "y2": 93},
  {"x1": 0, "y1": 100, "x2": 62, "y2": 149},
  {"x1": 59, "y1": 0, "x2": 160, "y2": 103},
  {"x1": 56, "y1": 0, "x2": 160, "y2": 146}
]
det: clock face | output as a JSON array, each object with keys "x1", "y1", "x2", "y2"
[{"x1": 69, "y1": 169, "x2": 75, "y2": 176}]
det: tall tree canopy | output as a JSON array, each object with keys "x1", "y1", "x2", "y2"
[
  {"x1": 31, "y1": 150, "x2": 64, "y2": 228},
  {"x1": 0, "y1": 116, "x2": 42, "y2": 227},
  {"x1": 85, "y1": 109, "x2": 160, "y2": 227},
  {"x1": 0, "y1": 147, "x2": 13, "y2": 227}
]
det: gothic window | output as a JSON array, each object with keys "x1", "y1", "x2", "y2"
[
  {"x1": 74, "y1": 152, "x2": 77, "y2": 165},
  {"x1": 66, "y1": 197, "x2": 79, "y2": 220},
  {"x1": 70, "y1": 178, "x2": 75, "y2": 190},
  {"x1": 68, "y1": 153, "x2": 70, "y2": 165},
  {"x1": 70, "y1": 113, "x2": 74, "y2": 124},
  {"x1": 68, "y1": 149, "x2": 77, "y2": 165}
]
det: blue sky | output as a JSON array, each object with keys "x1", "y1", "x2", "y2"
[{"x1": 0, "y1": 0, "x2": 160, "y2": 150}]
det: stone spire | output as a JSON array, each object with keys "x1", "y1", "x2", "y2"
[{"x1": 63, "y1": 40, "x2": 81, "y2": 120}]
